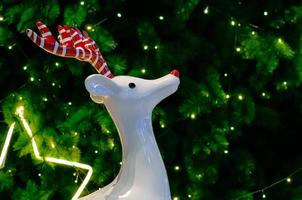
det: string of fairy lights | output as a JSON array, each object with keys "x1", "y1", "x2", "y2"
[{"x1": 0, "y1": 0, "x2": 301, "y2": 199}]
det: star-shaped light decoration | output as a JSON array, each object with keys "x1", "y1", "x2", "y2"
[{"x1": 0, "y1": 105, "x2": 93, "y2": 200}]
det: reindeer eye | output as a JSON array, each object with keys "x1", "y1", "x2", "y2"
[{"x1": 128, "y1": 83, "x2": 136, "y2": 89}]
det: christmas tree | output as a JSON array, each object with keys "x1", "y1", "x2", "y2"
[{"x1": 1, "y1": 0, "x2": 302, "y2": 199}]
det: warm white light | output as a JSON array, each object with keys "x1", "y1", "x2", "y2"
[
  {"x1": 224, "y1": 150, "x2": 229, "y2": 154},
  {"x1": 278, "y1": 38, "x2": 283, "y2": 43},
  {"x1": 43, "y1": 97, "x2": 48, "y2": 102},
  {"x1": 161, "y1": 124, "x2": 165, "y2": 128},
  {"x1": 52, "y1": 82, "x2": 56, "y2": 86},
  {"x1": 44, "y1": 157, "x2": 93, "y2": 200},
  {"x1": 262, "y1": 92, "x2": 266, "y2": 97},
  {"x1": 188, "y1": 194, "x2": 192, "y2": 198},
  {"x1": 203, "y1": 7, "x2": 209, "y2": 14},
  {"x1": 262, "y1": 193, "x2": 266, "y2": 198},
  {"x1": 236, "y1": 47, "x2": 241, "y2": 52},
  {"x1": 30, "y1": 77, "x2": 35, "y2": 82},
  {"x1": 117, "y1": 13, "x2": 122, "y2": 18},
  {"x1": 224, "y1": 73, "x2": 228, "y2": 77},
  {"x1": 174, "y1": 165, "x2": 180, "y2": 171},
  {"x1": 159, "y1": 16, "x2": 164, "y2": 20},
  {"x1": 238, "y1": 94, "x2": 244, "y2": 100},
  {"x1": 283, "y1": 81, "x2": 287, "y2": 86},
  {"x1": 14, "y1": 106, "x2": 93, "y2": 200},
  {"x1": 141, "y1": 68, "x2": 146, "y2": 74},
  {"x1": 86, "y1": 25, "x2": 92, "y2": 31},
  {"x1": 173, "y1": 197, "x2": 179, "y2": 200},
  {"x1": 286, "y1": 177, "x2": 292, "y2": 183},
  {"x1": 38, "y1": 173, "x2": 41, "y2": 177},
  {"x1": 80, "y1": 1, "x2": 85, "y2": 5},
  {"x1": 264, "y1": 11, "x2": 268, "y2": 16},
  {"x1": 252, "y1": 31, "x2": 256, "y2": 35},
  {"x1": 230, "y1": 126, "x2": 235, "y2": 131},
  {"x1": 23, "y1": 66, "x2": 28, "y2": 70},
  {"x1": 68, "y1": 102, "x2": 72, "y2": 105},
  {"x1": 0, "y1": 123, "x2": 16, "y2": 169},
  {"x1": 190, "y1": 113, "x2": 196, "y2": 119},
  {"x1": 231, "y1": 20, "x2": 236, "y2": 26},
  {"x1": 0, "y1": 16, "x2": 4, "y2": 21},
  {"x1": 226, "y1": 94, "x2": 230, "y2": 99},
  {"x1": 143, "y1": 45, "x2": 148, "y2": 50},
  {"x1": 154, "y1": 45, "x2": 159, "y2": 50},
  {"x1": 94, "y1": 150, "x2": 98, "y2": 154},
  {"x1": 55, "y1": 62, "x2": 60, "y2": 67}
]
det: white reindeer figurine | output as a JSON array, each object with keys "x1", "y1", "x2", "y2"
[{"x1": 26, "y1": 22, "x2": 180, "y2": 200}]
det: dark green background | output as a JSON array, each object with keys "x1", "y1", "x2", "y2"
[{"x1": 1, "y1": 0, "x2": 302, "y2": 199}]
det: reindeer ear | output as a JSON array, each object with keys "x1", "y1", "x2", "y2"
[{"x1": 85, "y1": 74, "x2": 119, "y2": 97}]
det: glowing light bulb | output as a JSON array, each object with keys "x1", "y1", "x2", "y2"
[
  {"x1": 190, "y1": 113, "x2": 196, "y2": 119},
  {"x1": 173, "y1": 197, "x2": 179, "y2": 200},
  {"x1": 159, "y1": 15, "x2": 164, "y2": 20},
  {"x1": 94, "y1": 150, "x2": 98, "y2": 154},
  {"x1": 38, "y1": 173, "x2": 41, "y2": 177},
  {"x1": 52, "y1": 82, "x2": 56, "y2": 86},
  {"x1": 80, "y1": 1, "x2": 85, "y2": 5},
  {"x1": 43, "y1": 97, "x2": 48, "y2": 102},
  {"x1": 264, "y1": 11, "x2": 268, "y2": 16},
  {"x1": 226, "y1": 94, "x2": 230, "y2": 99},
  {"x1": 238, "y1": 94, "x2": 244, "y2": 100},
  {"x1": 30, "y1": 77, "x2": 35, "y2": 82},
  {"x1": 224, "y1": 150, "x2": 229, "y2": 154},
  {"x1": 86, "y1": 25, "x2": 92, "y2": 31},
  {"x1": 8, "y1": 45, "x2": 13, "y2": 50},
  {"x1": 68, "y1": 102, "x2": 72, "y2": 105},
  {"x1": 0, "y1": 16, "x2": 4, "y2": 21},
  {"x1": 278, "y1": 38, "x2": 283, "y2": 43},
  {"x1": 286, "y1": 177, "x2": 292, "y2": 183},
  {"x1": 188, "y1": 194, "x2": 192, "y2": 198},
  {"x1": 230, "y1": 126, "x2": 235, "y2": 131},
  {"x1": 236, "y1": 47, "x2": 241, "y2": 52},
  {"x1": 161, "y1": 124, "x2": 165, "y2": 128},
  {"x1": 203, "y1": 7, "x2": 209, "y2": 14},
  {"x1": 231, "y1": 20, "x2": 236, "y2": 26},
  {"x1": 224, "y1": 73, "x2": 228, "y2": 77},
  {"x1": 154, "y1": 45, "x2": 159, "y2": 50},
  {"x1": 252, "y1": 31, "x2": 256, "y2": 35},
  {"x1": 117, "y1": 13, "x2": 122, "y2": 18},
  {"x1": 55, "y1": 62, "x2": 60, "y2": 67},
  {"x1": 143, "y1": 45, "x2": 148, "y2": 50},
  {"x1": 262, "y1": 92, "x2": 266, "y2": 97},
  {"x1": 174, "y1": 165, "x2": 180, "y2": 171},
  {"x1": 262, "y1": 193, "x2": 266, "y2": 198},
  {"x1": 141, "y1": 68, "x2": 146, "y2": 74},
  {"x1": 23, "y1": 66, "x2": 27, "y2": 70}
]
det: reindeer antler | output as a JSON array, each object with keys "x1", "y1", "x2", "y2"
[{"x1": 26, "y1": 21, "x2": 114, "y2": 79}]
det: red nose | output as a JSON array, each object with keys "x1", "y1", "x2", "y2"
[{"x1": 170, "y1": 69, "x2": 180, "y2": 77}]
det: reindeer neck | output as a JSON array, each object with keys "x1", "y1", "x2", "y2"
[
  {"x1": 103, "y1": 103, "x2": 171, "y2": 199},
  {"x1": 106, "y1": 105, "x2": 158, "y2": 155}
]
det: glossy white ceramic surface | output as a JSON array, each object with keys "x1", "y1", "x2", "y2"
[{"x1": 80, "y1": 72, "x2": 180, "y2": 200}]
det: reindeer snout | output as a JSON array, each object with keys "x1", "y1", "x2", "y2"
[{"x1": 170, "y1": 69, "x2": 179, "y2": 78}]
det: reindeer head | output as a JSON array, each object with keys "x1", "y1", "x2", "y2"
[{"x1": 26, "y1": 22, "x2": 179, "y2": 113}]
